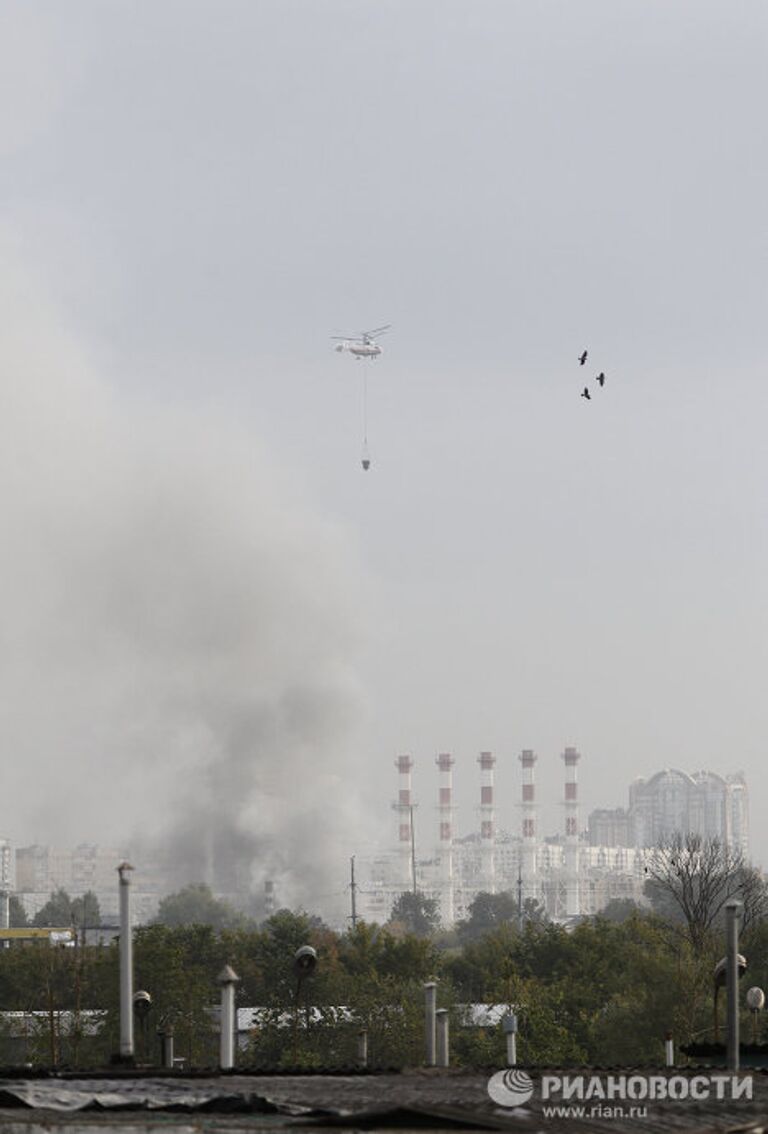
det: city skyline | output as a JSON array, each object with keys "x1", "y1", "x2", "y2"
[
  {"x1": 1, "y1": 3, "x2": 766, "y2": 907},
  {"x1": 4, "y1": 755, "x2": 751, "y2": 930}
]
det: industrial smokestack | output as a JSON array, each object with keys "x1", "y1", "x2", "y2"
[
  {"x1": 436, "y1": 753, "x2": 455, "y2": 924},
  {"x1": 393, "y1": 755, "x2": 415, "y2": 887},
  {"x1": 519, "y1": 750, "x2": 538, "y2": 903},
  {"x1": 562, "y1": 746, "x2": 582, "y2": 917},
  {"x1": 478, "y1": 751, "x2": 496, "y2": 893}
]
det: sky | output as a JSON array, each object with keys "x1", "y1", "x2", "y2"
[{"x1": 1, "y1": 1, "x2": 767, "y2": 913}]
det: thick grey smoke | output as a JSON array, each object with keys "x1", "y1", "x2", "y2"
[{"x1": 0, "y1": 266, "x2": 370, "y2": 920}]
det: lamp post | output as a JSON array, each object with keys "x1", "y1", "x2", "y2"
[
  {"x1": 725, "y1": 900, "x2": 743, "y2": 1071},
  {"x1": 132, "y1": 990, "x2": 152, "y2": 1063},
  {"x1": 713, "y1": 950, "x2": 747, "y2": 1045},
  {"x1": 292, "y1": 946, "x2": 317, "y2": 1064}
]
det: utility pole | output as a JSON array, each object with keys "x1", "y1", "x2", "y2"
[
  {"x1": 517, "y1": 863, "x2": 523, "y2": 932},
  {"x1": 726, "y1": 900, "x2": 742, "y2": 1071},
  {"x1": 410, "y1": 805, "x2": 418, "y2": 894},
  {"x1": 349, "y1": 856, "x2": 358, "y2": 929}
]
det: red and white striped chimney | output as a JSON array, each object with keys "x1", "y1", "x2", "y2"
[
  {"x1": 393, "y1": 755, "x2": 415, "y2": 887},
  {"x1": 562, "y1": 746, "x2": 581, "y2": 917},
  {"x1": 519, "y1": 749, "x2": 538, "y2": 900},
  {"x1": 478, "y1": 751, "x2": 496, "y2": 893},
  {"x1": 436, "y1": 752, "x2": 455, "y2": 924}
]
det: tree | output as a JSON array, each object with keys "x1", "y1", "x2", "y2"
[
  {"x1": 32, "y1": 889, "x2": 102, "y2": 933},
  {"x1": 644, "y1": 834, "x2": 768, "y2": 954},
  {"x1": 338, "y1": 921, "x2": 386, "y2": 978},
  {"x1": 520, "y1": 896, "x2": 549, "y2": 928},
  {"x1": 153, "y1": 883, "x2": 249, "y2": 930},
  {"x1": 456, "y1": 891, "x2": 518, "y2": 943},
  {"x1": 388, "y1": 892, "x2": 440, "y2": 937},
  {"x1": 443, "y1": 922, "x2": 518, "y2": 1001},
  {"x1": 596, "y1": 898, "x2": 642, "y2": 923},
  {"x1": 561, "y1": 914, "x2": 708, "y2": 1064},
  {"x1": 9, "y1": 895, "x2": 28, "y2": 927},
  {"x1": 255, "y1": 909, "x2": 322, "y2": 1004},
  {"x1": 131, "y1": 924, "x2": 222, "y2": 1066},
  {"x1": 33, "y1": 889, "x2": 74, "y2": 927},
  {"x1": 71, "y1": 892, "x2": 101, "y2": 931}
]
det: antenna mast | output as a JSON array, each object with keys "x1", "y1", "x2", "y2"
[
  {"x1": 349, "y1": 855, "x2": 358, "y2": 929},
  {"x1": 517, "y1": 863, "x2": 523, "y2": 932}
]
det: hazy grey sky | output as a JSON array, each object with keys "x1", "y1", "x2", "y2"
[{"x1": 1, "y1": 1, "x2": 767, "y2": 900}]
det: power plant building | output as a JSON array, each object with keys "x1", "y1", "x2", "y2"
[{"x1": 359, "y1": 752, "x2": 751, "y2": 927}]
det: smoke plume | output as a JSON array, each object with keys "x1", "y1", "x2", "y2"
[{"x1": 0, "y1": 266, "x2": 370, "y2": 921}]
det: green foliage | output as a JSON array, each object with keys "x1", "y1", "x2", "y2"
[
  {"x1": 31, "y1": 890, "x2": 101, "y2": 934},
  {"x1": 33, "y1": 889, "x2": 75, "y2": 928},
  {"x1": 72, "y1": 892, "x2": 101, "y2": 931},
  {"x1": 128, "y1": 924, "x2": 222, "y2": 1065},
  {"x1": 153, "y1": 883, "x2": 250, "y2": 931},
  {"x1": 452, "y1": 1024, "x2": 507, "y2": 1068},
  {"x1": 444, "y1": 923, "x2": 519, "y2": 1001},
  {"x1": 520, "y1": 897, "x2": 549, "y2": 927},
  {"x1": 388, "y1": 891, "x2": 440, "y2": 937},
  {"x1": 250, "y1": 910, "x2": 325, "y2": 1004},
  {"x1": 0, "y1": 931, "x2": 118, "y2": 1067},
  {"x1": 597, "y1": 897, "x2": 641, "y2": 923},
  {"x1": 337, "y1": 921, "x2": 437, "y2": 984},
  {"x1": 0, "y1": 895, "x2": 759, "y2": 1069},
  {"x1": 9, "y1": 896, "x2": 28, "y2": 928},
  {"x1": 442, "y1": 911, "x2": 728, "y2": 1065},
  {"x1": 456, "y1": 891, "x2": 518, "y2": 943},
  {"x1": 344, "y1": 976, "x2": 428, "y2": 1067}
]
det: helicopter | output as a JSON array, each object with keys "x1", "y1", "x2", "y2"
[
  {"x1": 332, "y1": 324, "x2": 391, "y2": 470},
  {"x1": 331, "y1": 324, "x2": 391, "y2": 359}
]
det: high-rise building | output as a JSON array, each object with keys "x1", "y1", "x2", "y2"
[{"x1": 628, "y1": 769, "x2": 749, "y2": 854}]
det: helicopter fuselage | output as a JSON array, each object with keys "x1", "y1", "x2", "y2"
[{"x1": 336, "y1": 341, "x2": 382, "y2": 358}]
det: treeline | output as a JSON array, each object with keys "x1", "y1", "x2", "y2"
[
  {"x1": 3, "y1": 836, "x2": 766, "y2": 1069},
  {"x1": 10, "y1": 889, "x2": 101, "y2": 930},
  {"x1": 1, "y1": 896, "x2": 768, "y2": 1069}
]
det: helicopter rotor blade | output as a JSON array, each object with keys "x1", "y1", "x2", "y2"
[{"x1": 362, "y1": 324, "x2": 391, "y2": 338}]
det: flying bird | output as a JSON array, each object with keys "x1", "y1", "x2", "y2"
[
  {"x1": 578, "y1": 350, "x2": 588, "y2": 366},
  {"x1": 596, "y1": 372, "x2": 606, "y2": 387},
  {"x1": 581, "y1": 387, "x2": 591, "y2": 400}
]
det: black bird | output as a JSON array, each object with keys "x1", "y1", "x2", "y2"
[
  {"x1": 596, "y1": 372, "x2": 606, "y2": 387},
  {"x1": 578, "y1": 350, "x2": 588, "y2": 365},
  {"x1": 581, "y1": 386, "x2": 591, "y2": 400}
]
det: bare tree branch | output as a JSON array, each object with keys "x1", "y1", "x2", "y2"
[{"x1": 644, "y1": 834, "x2": 766, "y2": 954}]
